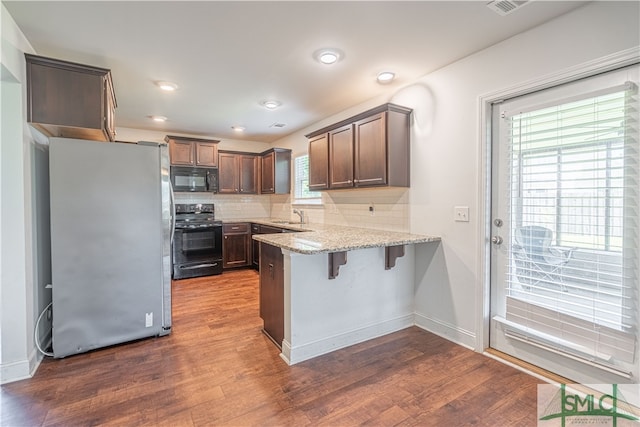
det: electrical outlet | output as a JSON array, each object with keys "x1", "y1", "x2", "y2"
[{"x1": 454, "y1": 206, "x2": 469, "y2": 222}]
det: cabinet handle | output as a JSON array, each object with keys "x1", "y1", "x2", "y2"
[
  {"x1": 354, "y1": 179, "x2": 359, "y2": 183},
  {"x1": 269, "y1": 263, "x2": 274, "y2": 279},
  {"x1": 232, "y1": 227, "x2": 239, "y2": 230},
  {"x1": 225, "y1": 236, "x2": 228, "y2": 239}
]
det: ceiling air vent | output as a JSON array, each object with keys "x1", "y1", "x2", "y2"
[
  {"x1": 486, "y1": 0, "x2": 530, "y2": 16},
  {"x1": 270, "y1": 123, "x2": 286, "y2": 128}
]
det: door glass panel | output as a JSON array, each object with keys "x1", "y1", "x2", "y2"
[{"x1": 489, "y1": 65, "x2": 639, "y2": 383}]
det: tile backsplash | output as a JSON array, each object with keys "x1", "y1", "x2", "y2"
[
  {"x1": 271, "y1": 188, "x2": 410, "y2": 232},
  {"x1": 175, "y1": 188, "x2": 409, "y2": 231},
  {"x1": 173, "y1": 193, "x2": 271, "y2": 220}
]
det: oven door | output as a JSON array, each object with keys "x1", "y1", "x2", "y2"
[{"x1": 172, "y1": 225, "x2": 223, "y2": 278}]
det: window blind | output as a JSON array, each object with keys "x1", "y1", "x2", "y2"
[
  {"x1": 294, "y1": 155, "x2": 321, "y2": 200},
  {"x1": 496, "y1": 81, "x2": 638, "y2": 371}
]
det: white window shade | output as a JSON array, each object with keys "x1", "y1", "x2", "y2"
[
  {"x1": 294, "y1": 155, "x2": 321, "y2": 201},
  {"x1": 496, "y1": 79, "x2": 638, "y2": 373}
]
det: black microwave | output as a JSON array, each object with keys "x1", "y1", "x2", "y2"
[{"x1": 170, "y1": 166, "x2": 218, "y2": 193}]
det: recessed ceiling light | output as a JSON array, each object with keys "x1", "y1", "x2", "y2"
[
  {"x1": 261, "y1": 100, "x2": 282, "y2": 110},
  {"x1": 376, "y1": 71, "x2": 396, "y2": 84},
  {"x1": 150, "y1": 115, "x2": 167, "y2": 122},
  {"x1": 231, "y1": 126, "x2": 245, "y2": 132},
  {"x1": 155, "y1": 81, "x2": 178, "y2": 91},
  {"x1": 314, "y1": 49, "x2": 343, "y2": 65}
]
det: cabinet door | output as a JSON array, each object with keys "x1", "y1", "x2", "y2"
[
  {"x1": 260, "y1": 152, "x2": 275, "y2": 193},
  {"x1": 239, "y1": 155, "x2": 258, "y2": 194},
  {"x1": 218, "y1": 153, "x2": 239, "y2": 193},
  {"x1": 329, "y1": 124, "x2": 354, "y2": 189},
  {"x1": 26, "y1": 57, "x2": 107, "y2": 140},
  {"x1": 169, "y1": 140, "x2": 195, "y2": 166},
  {"x1": 195, "y1": 142, "x2": 218, "y2": 167},
  {"x1": 259, "y1": 242, "x2": 284, "y2": 347},
  {"x1": 251, "y1": 224, "x2": 260, "y2": 269},
  {"x1": 354, "y1": 112, "x2": 387, "y2": 187},
  {"x1": 223, "y1": 233, "x2": 250, "y2": 268},
  {"x1": 308, "y1": 134, "x2": 329, "y2": 190}
]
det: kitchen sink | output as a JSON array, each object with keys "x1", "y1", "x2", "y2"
[{"x1": 270, "y1": 220, "x2": 302, "y2": 225}]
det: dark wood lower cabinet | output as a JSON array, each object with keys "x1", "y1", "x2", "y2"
[
  {"x1": 251, "y1": 224, "x2": 260, "y2": 269},
  {"x1": 259, "y1": 242, "x2": 284, "y2": 348},
  {"x1": 223, "y1": 223, "x2": 251, "y2": 268}
]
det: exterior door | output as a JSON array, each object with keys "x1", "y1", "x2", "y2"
[{"x1": 489, "y1": 65, "x2": 639, "y2": 384}]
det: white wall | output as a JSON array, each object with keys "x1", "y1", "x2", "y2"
[
  {"x1": 283, "y1": 246, "x2": 415, "y2": 364},
  {"x1": 0, "y1": 3, "x2": 41, "y2": 383},
  {"x1": 270, "y1": 2, "x2": 640, "y2": 350}
]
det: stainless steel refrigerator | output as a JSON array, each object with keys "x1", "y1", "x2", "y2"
[{"x1": 49, "y1": 138, "x2": 173, "y2": 358}]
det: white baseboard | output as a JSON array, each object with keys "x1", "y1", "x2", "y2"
[
  {"x1": 0, "y1": 350, "x2": 42, "y2": 385},
  {"x1": 285, "y1": 314, "x2": 414, "y2": 365},
  {"x1": 280, "y1": 340, "x2": 292, "y2": 365},
  {"x1": 1, "y1": 359, "x2": 32, "y2": 384},
  {"x1": 0, "y1": 335, "x2": 48, "y2": 385},
  {"x1": 414, "y1": 312, "x2": 476, "y2": 351}
]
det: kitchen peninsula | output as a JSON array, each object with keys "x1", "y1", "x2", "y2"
[{"x1": 252, "y1": 221, "x2": 440, "y2": 365}]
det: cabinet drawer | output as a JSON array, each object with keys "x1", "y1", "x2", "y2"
[{"x1": 223, "y1": 223, "x2": 250, "y2": 233}]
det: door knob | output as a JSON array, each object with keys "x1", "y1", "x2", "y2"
[{"x1": 491, "y1": 236, "x2": 503, "y2": 245}]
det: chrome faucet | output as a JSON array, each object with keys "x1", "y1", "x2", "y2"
[{"x1": 293, "y1": 209, "x2": 305, "y2": 224}]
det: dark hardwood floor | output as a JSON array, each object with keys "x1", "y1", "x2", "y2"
[{"x1": 2, "y1": 269, "x2": 542, "y2": 426}]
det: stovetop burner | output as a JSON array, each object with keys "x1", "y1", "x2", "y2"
[
  {"x1": 175, "y1": 203, "x2": 215, "y2": 215},
  {"x1": 174, "y1": 203, "x2": 221, "y2": 229}
]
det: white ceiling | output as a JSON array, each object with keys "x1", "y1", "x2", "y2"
[{"x1": 4, "y1": 1, "x2": 587, "y2": 143}]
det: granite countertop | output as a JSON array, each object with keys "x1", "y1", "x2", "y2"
[{"x1": 240, "y1": 218, "x2": 440, "y2": 255}]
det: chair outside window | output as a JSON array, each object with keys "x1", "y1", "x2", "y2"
[{"x1": 512, "y1": 225, "x2": 575, "y2": 291}]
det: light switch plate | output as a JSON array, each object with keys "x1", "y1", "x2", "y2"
[{"x1": 454, "y1": 206, "x2": 469, "y2": 222}]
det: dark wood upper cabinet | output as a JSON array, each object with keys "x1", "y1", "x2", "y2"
[
  {"x1": 306, "y1": 103, "x2": 412, "y2": 190},
  {"x1": 218, "y1": 151, "x2": 258, "y2": 194},
  {"x1": 25, "y1": 53, "x2": 117, "y2": 142},
  {"x1": 308, "y1": 133, "x2": 329, "y2": 191},
  {"x1": 260, "y1": 148, "x2": 291, "y2": 194},
  {"x1": 217, "y1": 148, "x2": 291, "y2": 196},
  {"x1": 354, "y1": 112, "x2": 387, "y2": 187},
  {"x1": 218, "y1": 152, "x2": 240, "y2": 193},
  {"x1": 165, "y1": 135, "x2": 219, "y2": 167},
  {"x1": 196, "y1": 142, "x2": 219, "y2": 167},
  {"x1": 239, "y1": 155, "x2": 258, "y2": 194},
  {"x1": 329, "y1": 125, "x2": 354, "y2": 189}
]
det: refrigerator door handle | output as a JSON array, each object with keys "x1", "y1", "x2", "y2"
[{"x1": 169, "y1": 183, "x2": 176, "y2": 244}]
